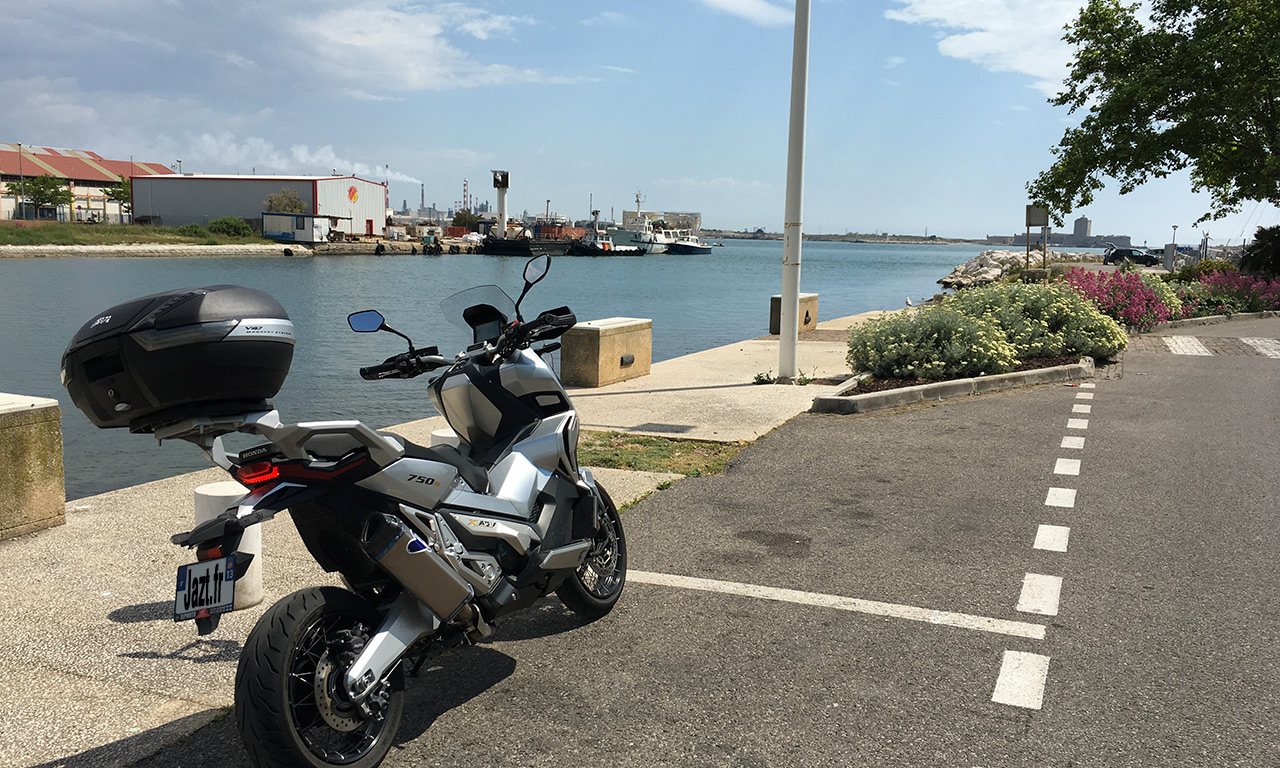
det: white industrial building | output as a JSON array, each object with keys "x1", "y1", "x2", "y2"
[{"x1": 131, "y1": 174, "x2": 388, "y2": 236}]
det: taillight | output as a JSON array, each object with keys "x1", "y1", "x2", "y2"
[
  {"x1": 236, "y1": 461, "x2": 280, "y2": 486},
  {"x1": 196, "y1": 546, "x2": 224, "y2": 561}
]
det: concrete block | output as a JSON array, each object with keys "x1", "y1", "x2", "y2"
[
  {"x1": 770, "y1": 293, "x2": 819, "y2": 335},
  {"x1": 0, "y1": 394, "x2": 66, "y2": 540},
  {"x1": 562, "y1": 317, "x2": 652, "y2": 388}
]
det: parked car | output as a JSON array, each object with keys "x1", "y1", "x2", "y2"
[{"x1": 1104, "y1": 246, "x2": 1161, "y2": 267}]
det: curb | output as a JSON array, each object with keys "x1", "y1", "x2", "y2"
[
  {"x1": 811, "y1": 358, "x2": 1095, "y2": 415},
  {"x1": 1131, "y1": 310, "x2": 1278, "y2": 333}
]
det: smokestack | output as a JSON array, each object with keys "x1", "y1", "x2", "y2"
[{"x1": 420, "y1": 183, "x2": 424, "y2": 211}]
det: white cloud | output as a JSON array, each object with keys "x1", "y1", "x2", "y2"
[
  {"x1": 601, "y1": 65, "x2": 636, "y2": 74},
  {"x1": 885, "y1": 0, "x2": 1084, "y2": 95},
  {"x1": 697, "y1": 0, "x2": 794, "y2": 27},
  {"x1": 583, "y1": 11, "x2": 628, "y2": 26},
  {"x1": 886, "y1": 55, "x2": 906, "y2": 69}
]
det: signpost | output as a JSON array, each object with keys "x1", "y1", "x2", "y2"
[{"x1": 1025, "y1": 205, "x2": 1048, "y2": 270}]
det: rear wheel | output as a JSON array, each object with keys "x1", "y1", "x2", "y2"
[
  {"x1": 236, "y1": 587, "x2": 404, "y2": 768},
  {"x1": 557, "y1": 484, "x2": 627, "y2": 620}
]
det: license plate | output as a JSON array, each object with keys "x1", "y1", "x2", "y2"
[{"x1": 174, "y1": 556, "x2": 236, "y2": 622}]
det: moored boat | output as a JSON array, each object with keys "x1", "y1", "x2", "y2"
[{"x1": 668, "y1": 230, "x2": 713, "y2": 255}]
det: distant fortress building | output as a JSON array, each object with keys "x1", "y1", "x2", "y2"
[
  {"x1": 987, "y1": 213, "x2": 1130, "y2": 248},
  {"x1": 622, "y1": 209, "x2": 702, "y2": 231}
]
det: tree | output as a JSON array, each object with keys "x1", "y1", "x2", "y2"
[
  {"x1": 104, "y1": 177, "x2": 131, "y2": 213},
  {"x1": 23, "y1": 174, "x2": 74, "y2": 211},
  {"x1": 1240, "y1": 225, "x2": 1280, "y2": 277},
  {"x1": 265, "y1": 188, "x2": 307, "y2": 213},
  {"x1": 1028, "y1": 0, "x2": 1280, "y2": 225},
  {"x1": 451, "y1": 208, "x2": 482, "y2": 229}
]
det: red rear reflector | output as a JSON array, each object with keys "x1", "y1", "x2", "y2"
[
  {"x1": 197, "y1": 546, "x2": 223, "y2": 561},
  {"x1": 237, "y1": 461, "x2": 280, "y2": 485}
]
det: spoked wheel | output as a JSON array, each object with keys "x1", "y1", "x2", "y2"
[
  {"x1": 557, "y1": 483, "x2": 627, "y2": 620},
  {"x1": 236, "y1": 587, "x2": 404, "y2": 768}
]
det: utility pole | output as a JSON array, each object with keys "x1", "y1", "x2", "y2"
[
  {"x1": 16, "y1": 142, "x2": 24, "y2": 220},
  {"x1": 779, "y1": 0, "x2": 811, "y2": 382}
]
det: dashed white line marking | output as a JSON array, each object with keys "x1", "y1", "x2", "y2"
[
  {"x1": 628, "y1": 571, "x2": 1047, "y2": 639},
  {"x1": 1034, "y1": 524, "x2": 1070, "y2": 552},
  {"x1": 1241, "y1": 337, "x2": 1280, "y2": 358},
  {"x1": 1067, "y1": 418, "x2": 1088, "y2": 430},
  {"x1": 1054, "y1": 458, "x2": 1081, "y2": 476},
  {"x1": 1079, "y1": 382, "x2": 1096, "y2": 388},
  {"x1": 1072, "y1": 403, "x2": 1092, "y2": 414},
  {"x1": 1060, "y1": 436, "x2": 1085, "y2": 449},
  {"x1": 992, "y1": 651, "x2": 1051, "y2": 709},
  {"x1": 1045, "y1": 487, "x2": 1077, "y2": 508},
  {"x1": 1075, "y1": 392, "x2": 1094, "y2": 400},
  {"x1": 1165, "y1": 336, "x2": 1212, "y2": 356},
  {"x1": 1017, "y1": 573, "x2": 1063, "y2": 616}
]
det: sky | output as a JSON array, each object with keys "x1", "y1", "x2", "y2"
[{"x1": 3, "y1": 0, "x2": 1276, "y2": 247}]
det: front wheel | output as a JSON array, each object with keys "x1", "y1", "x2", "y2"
[
  {"x1": 235, "y1": 587, "x2": 404, "y2": 768},
  {"x1": 557, "y1": 484, "x2": 627, "y2": 620}
]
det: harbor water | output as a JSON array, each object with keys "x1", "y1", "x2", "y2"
[{"x1": 0, "y1": 239, "x2": 989, "y2": 498}]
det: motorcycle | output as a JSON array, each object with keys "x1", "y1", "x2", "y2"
[{"x1": 60, "y1": 253, "x2": 626, "y2": 768}]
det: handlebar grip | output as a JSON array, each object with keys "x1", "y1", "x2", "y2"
[{"x1": 360, "y1": 363, "x2": 399, "y2": 380}]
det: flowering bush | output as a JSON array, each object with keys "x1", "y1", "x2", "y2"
[
  {"x1": 1168, "y1": 258, "x2": 1237, "y2": 283},
  {"x1": 1141, "y1": 274, "x2": 1183, "y2": 320},
  {"x1": 1060, "y1": 268, "x2": 1171, "y2": 330},
  {"x1": 847, "y1": 307, "x2": 1017, "y2": 380},
  {"x1": 1199, "y1": 270, "x2": 1280, "y2": 313},
  {"x1": 943, "y1": 282, "x2": 1127, "y2": 360}
]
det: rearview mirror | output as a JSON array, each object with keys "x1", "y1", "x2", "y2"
[
  {"x1": 523, "y1": 253, "x2": 550, "y2": 285},
  {"x1": 348, "y1": 310, "x2": 385, "y2": 333}
]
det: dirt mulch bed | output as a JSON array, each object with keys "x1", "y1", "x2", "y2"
[{"x1": 843, "y1": 355, "x2": 1082, "y2": 394}]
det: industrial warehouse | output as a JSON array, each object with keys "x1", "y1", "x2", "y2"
[{"x1": 130, "y1": 174, "x2": 389, "y2": 238}]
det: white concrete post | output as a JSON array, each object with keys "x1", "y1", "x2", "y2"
[
  {"x1": 779, "y1": 0, "x2": 811, "y2": 381},
  {"x1": 496, "y1": 187, "x2": 508, "y2": 239},
  {"x1": 194, "y1": 481, "x2": 262, "y2": 610}
]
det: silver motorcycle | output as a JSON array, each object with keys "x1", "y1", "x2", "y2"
[{"x1": 63, "y1": 253, "x2": 626, "y2": 768}]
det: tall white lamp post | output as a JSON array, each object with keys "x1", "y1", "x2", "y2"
[{"x1": 778, "y1": 0, "x2": 811, "y2": 382}]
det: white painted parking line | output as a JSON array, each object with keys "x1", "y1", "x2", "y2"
[
  {"x1": 992, "y1": 651, "x2": 1050, "y2": 709},
  {"x1": 1165, "y1": 336, "x2": 1212, "y2": 356},
  {"x1": 1045, "y1": 487, "x2": 1076, "y2": 508},
  {"x1": 1060, "y1": 436, "x2": 1085, "y2": 449},
  {"x1": 1079, "y1": 382, "x2": 1096, "y2": 388},
  {"x1": 629, "y1": 571, "x2": 1047, "y2": 640},
  {"x1": 1016, "y1": 573, "x2": 1063, "y2": 616},
  {"x1": 1241, "y1": 337, "x2": 1280, "y2": 358},
  {"x1": 1075, "y1": 392, "x2": 1095, "y2": 400},
  {"x1": 1053, "y1": 458, "x2": 1081, "y2": 476},
  {"x1": 1033, "y1": 525, "x2": 1070, "y2": 552},
  {"x1": 1072, "y1": 403, "x2": 1092, "y2": 414},
  {"x1": 1067, "y1": 418, "x2": 1088, "y2": 430}
]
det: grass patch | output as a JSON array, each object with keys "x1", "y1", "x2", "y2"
[
  {"x1": 0, "y1": 221, "x2": 272, "y2": 246},
  {"x1": 578, "y1": 431, "x2": 746, "y2": 476}
]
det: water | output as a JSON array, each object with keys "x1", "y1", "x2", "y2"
[{"x1": 0, "y1": 239, "x2": 988, "y2": 498}]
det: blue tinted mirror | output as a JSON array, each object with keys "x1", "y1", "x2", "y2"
[{"x1": 348, "y1": 310, "x2": 385, "y2": 333}]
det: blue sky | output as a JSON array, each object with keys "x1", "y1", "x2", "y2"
[{"x1": 3, "y1": 0, "x2": 1276, "y2": 247}]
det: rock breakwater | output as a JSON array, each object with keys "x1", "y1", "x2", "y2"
[{"x1": 938, "y1": 250, "x2": 1100, "y2": 289}]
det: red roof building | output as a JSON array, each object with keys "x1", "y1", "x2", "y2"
[{"x1": 1, "y1": 143, "x2": 173, "y2": 222}]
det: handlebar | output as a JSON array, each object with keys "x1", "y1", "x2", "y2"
[{"x1": 360, "y1": 348, "x2": 449, "y2": 380}]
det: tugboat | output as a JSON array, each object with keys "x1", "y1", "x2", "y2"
[{"x1": 568, "y1": 210, "x2": 646, "y2": 256}]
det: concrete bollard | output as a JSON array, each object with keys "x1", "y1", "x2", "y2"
[
  {"x1": 194, "y1": 480, "x2": 263, "y2": 610},
  {"x1": 561, "y1": 317, "x2": 653, "y2": 387},
  {"x1": 770, "y1": 293, "x2": 819, "y2": 335}
]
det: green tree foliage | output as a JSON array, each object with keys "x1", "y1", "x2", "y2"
[
  {"x1": 451, "y1": 208, "x2": 482, "y2": 229},
  {"x1": 265, "y1": 188, "x2": 307, "y2": 214},
  {"x1": 104, "y1": 177, "x2": 131, "y2": 212},
  {"x1": 208, "y1": 216, "x2": 253, "y2": 238},
  {"x1": 22, "y1": 174, "x2": 74, "y2": 210},
  {"x1": 1240, "y1": 225, "x2": 1280, "y2": 276},
  {"x1": 1028, "y1": 0, "x2": 1280, "y2": 224}
]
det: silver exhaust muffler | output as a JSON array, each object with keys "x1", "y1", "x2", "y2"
[{"x1": 361, "y1": 513, "x2": 473, "y2": 621}]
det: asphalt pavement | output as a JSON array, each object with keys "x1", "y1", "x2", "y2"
[{"x1": 117, "y1": 316, "x2": 1279, "y2": 768}]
